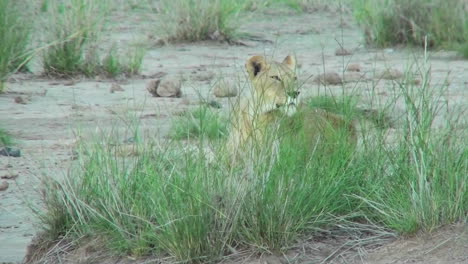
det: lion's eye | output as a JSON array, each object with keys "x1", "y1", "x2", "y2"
[{"x1": 271, "y1": 75, "x2": 281, "y2": 81}]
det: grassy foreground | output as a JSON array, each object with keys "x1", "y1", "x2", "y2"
[{"x1": 34, "y1": 58, "x2": 466, "y2": 263}]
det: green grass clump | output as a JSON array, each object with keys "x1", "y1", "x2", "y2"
[
  {"x1": 159, "y1": 0, "x2": 245, "y2": 43},
  {"x1": 42, "y1": 0, "x2": 106, "y2": 77},
  {"x1": 353, "y1": 0, "x2": 468, "y2": 48},
  {"x1": 357, "y1": 61, "x2": 467, "y2": 233},
  {"x1": 0, "y1": 0, "x2": 31, "y2": 92},
  {"x1": 35, "y1": 126, "x2": 366, "y2": 262},
  {"x1": 42, "y1": 0, "x2": 144, "y2": 78},
  {"x1": 102, "y1": 45, "x2": 146, "y2": 78},
  {"x1": 170, "y1": 105, "x2": 228, "y2": 140},
  {"x1": 0, "y1": 128, "x2": 13, "y2": 147}
]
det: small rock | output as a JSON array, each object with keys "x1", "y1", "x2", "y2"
[
  {"x1": 1, "y1": 172, "x2": 18, "y2": 180},
  {"x1": 110, "y1": 83, "x2": 124, "y2": 93},
  {"x1": 146, "y1": 79, "x2": 161, "y2": 97},
  {"x1": 14, "y1": 96, "x2": 27, "y2": 104},
  {"x1": 0, "y1": 147, "x2": 21, "y2": 157},
  {"x1": 213, "y1": 79, "x2": 238, "y2": 98},
  {"x1": 314, "y1": 72, "x2": 343, "y2": 85},
  {"x1": 346, "y1": 63, "x2": 361, "y2": 72},
  {"x1": 0, "y1": 181, "x2": 9, "y2": 191},
  {"x1": 147, "y1": 77, "x2": 182, "y2": 98},
  {"x1": 335, "y1": 47, "x2": 353, "y2": 56},
  {"x1": 379, "y1": 69, "x2": 403, "y2": 80},
  {"x1": 158, "y1": 77, "x2": 182, "y2": 97}
]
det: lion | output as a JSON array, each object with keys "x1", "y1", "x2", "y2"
[{"x1": 226, "y1": 55, "x2": 356, "y2": 164}]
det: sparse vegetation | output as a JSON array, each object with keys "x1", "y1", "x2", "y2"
[
  {"x1": 102, "y1": 45, "x2": 146, "y2": 78},
  {"x1": 0, "y1": 128, "x2": 13, "y2": 147},
  {"x1": 159, "y1": 0, "x2": 245, "y2": 43},
  {"x1": 357, "y1": 62, "x2": 467, "y2": 233},
  {"x1": 170, "y1": 105, "x2": 228, "y2": 140},
  {"x1": 0, "y1": 0, "x2": 31, "y2": 92},
  {"x1": 42, "y1": 0, "x2": 144, "y2": 78},
  {"x1": 42, "y1": 0, "x2": 106, "y2": 77},
  {"x1": 353, "y1": 0, "x2": 468, "y2": 48}
]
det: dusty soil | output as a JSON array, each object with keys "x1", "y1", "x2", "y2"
[{"x1": 1, "y1": 4, "x2": 467, "y2": 264}]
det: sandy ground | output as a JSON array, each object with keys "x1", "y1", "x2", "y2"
[{"x1": 0, "y1": 5, "x2": 467, "y2": 264}]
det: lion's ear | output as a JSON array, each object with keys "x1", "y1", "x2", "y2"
[
  {"x1": 282, "y1": 55, "x2": 296, "y2": 70},
  {"x1": 246, "y1": 55, "x2": 267, "y2": 79}
]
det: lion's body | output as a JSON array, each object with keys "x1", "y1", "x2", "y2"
[{"x1": 227, "y1": 55, "x2": 356, "y2": 164}]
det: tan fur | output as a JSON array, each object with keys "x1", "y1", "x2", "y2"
[
  {"x1": 227, "y1": 55, "x2": 355, "y2": 164},
  {"x1": 227, "y1": 55, "x2": 299, "y2": 161}
]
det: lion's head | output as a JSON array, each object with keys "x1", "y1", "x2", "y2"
[{"x1": 245, "y1": 55, "x2": 299, "y2": 116}]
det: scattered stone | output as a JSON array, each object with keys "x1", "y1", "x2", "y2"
[
  {"x1": 1, "y1": 172, "x2": 18, "y2": 180},
  {"x1": 379, "y1": 69, "x2": 403, "y2": 80},
  {"x1": 0, "y1": 147, "x2": 21, "y2": 157},
  {"x1": 146, "y1": 77, "x2": 182, "y2": 97},
  {"x1": 0, "y1": 181, "x2": 9, "y2": 191},
  {"x1": 158, "y1": 77, "x2": 182, "y2": 97},
  {"x1": 346, "y1": 63, "x2": 361, "y2": 72},
  {"x1": 213, "y1": 79, "x2": 238, "y2": 98},
  {"x1": 147, "y1": 77, "x2": 182, "y2": 97},
  {"x1": 335, "y1": 47, "x2": 353, "y2": 56},
  {"x1": 146, "y1": 79, "x2": 160, "y2": 97},
  {"x1": 110, "y1": 83, "x2": 124, "y2": 93},
  {"x1": 14, "y1": 96, "x2": 27, "y2": 104},
  {"x1": 314, "y1": 72, "x2": 343, "y2": 85}
]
